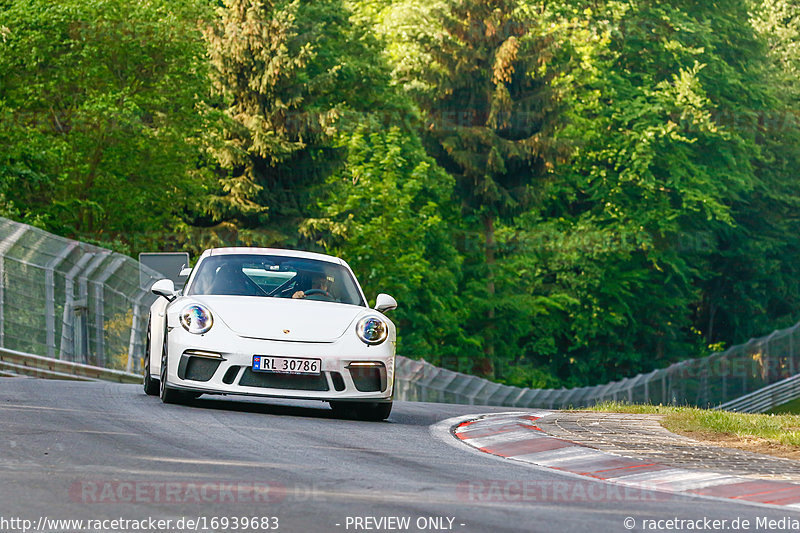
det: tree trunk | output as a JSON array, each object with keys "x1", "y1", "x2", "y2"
[
  {"x1": 707, "y1": 302, "x2": 717, "y2": 346},
  {"x1": 472, "y1": 213, "x2": 496, "y2": 378}
]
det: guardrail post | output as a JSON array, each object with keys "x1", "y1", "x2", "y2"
[
  {"x1": 698, "y1": 358, "x2": 709, "y2": 407},
  {"x1": 59, "y1": 252, "x2": 95, "y2": 361},
  {"x1": 722, "y1": 369, "x2": 727, "y2": 402},
  {"x1": 0, "y1": 224, "x2": 27, "y2": 348},
  {"x1": 505, "y1": 387, "x2": 530, "y2": 407},
  {"x1": 93, "y1": 256, "x2": 126, "y2": 368},
  {"x1": 764, "y1": 333, "x2": 776, "y2": 382},
  {"x1": 127, "y1": 297, "x2": 145, "y2": 373},
  {"x1": 77, "y1": 252, "x2": 110, "y2": 365},
  {"x1": 742, "y1": 342, "x2": 752, "y2": 397},
  {"x1": 624, "y1": 373, "x2": 647, "y2": 404},
  {"x1": 44, "y1": 244, "x2": 76, "y2": 359}
]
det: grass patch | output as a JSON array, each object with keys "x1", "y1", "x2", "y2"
[
  {"x1": 767, "y1": 396, "x2": 800, "y2": 415},
  {"x1": 585, "y1": 401, "x2": 800, "y2": 448}
]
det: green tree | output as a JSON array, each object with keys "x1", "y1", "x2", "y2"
[
  {"x1": 697, "y1": 0, "x2": 800, "y2": 346},
  {"x1": 302, "y1": 120, "x2": 466, "y2": 362},
  {"x1": 536, "y1": 0, "x2": 800, "y2": 384},
  {"x1": 752, "y1": 0, "x2": 800, "y2": 104},
  {"x1": 203, "y1": 0, "x2": 393, "y2": 247},
  {"x1": 395, "y1": 0, "x2": 568, "y2": 377},
  {"x1": 0, "y1": 0, "x2": 214, "y2": 252}
]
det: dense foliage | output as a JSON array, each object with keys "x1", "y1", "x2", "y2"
[
  {"x1": 2, "y1": 0, "x2": 798, "y2": 387},
  {"x1": 0, "y1": 0, "x2": 214, "y2": 252}
]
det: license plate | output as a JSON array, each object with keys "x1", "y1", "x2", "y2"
[{"x1": 252, "y1": 356, "x2": 321, "y2": 375}]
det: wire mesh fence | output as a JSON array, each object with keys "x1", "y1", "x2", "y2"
[
  {"x1": 394, "y1": 322, "x2": 800, "y2": 409},
  {"x1": 0, "y1": 217, "x2": 160, "y2": 373},
  {"x1": 2, "y1": 215, "x2": 799, "y2": 409},
  {"x1": 716, "y1": 373, "x2": 800, "y2": 413}
]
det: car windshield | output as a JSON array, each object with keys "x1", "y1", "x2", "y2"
[{"x1": 186, "y1": 254, "x2": 365, "y2": 306}]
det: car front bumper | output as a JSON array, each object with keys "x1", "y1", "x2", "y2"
[{"x1": 163, "y1": 326, "x2": 395, "y2": 402}]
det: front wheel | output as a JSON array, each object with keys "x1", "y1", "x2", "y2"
[
  {"x1": 159, "y1": 329, "x2": 193, "y2": 404},
  {"x1": 330, "y1": 401, "x2": 392, "y2": 421},
  {"x1": 143, "y1": 322, "x2": 160, "y2": 396}
]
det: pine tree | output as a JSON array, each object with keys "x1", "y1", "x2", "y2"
[
  {"x1": 416, "y1": 0, "x2": 565, "y2": 376},
  {"x1": 204, "y1": 0, "x2": 389, "y2": 246}
]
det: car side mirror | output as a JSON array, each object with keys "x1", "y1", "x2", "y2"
[
  {"x1": 152, "y1": 279, "x2": 177, "y2": 301},
  {"x1": 374, "y1": 293, "x2": 397, "y2": 313}
]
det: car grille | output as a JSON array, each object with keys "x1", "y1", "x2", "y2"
[
  {"x1": 330, "y1": 371, "x2": 346, "y2": 391},
  {"x1": 222, "y1": 366, "x2": 240, "y2": 384},
  {"x1": 349, "y1": 366, "x2": 385, "y2": 392},
  {"x1": 238, "y1": 368, "x2": 330, "y2": 391},
  {"x1": 179, "y1": 355, "x2": 221, "y2": 382}
]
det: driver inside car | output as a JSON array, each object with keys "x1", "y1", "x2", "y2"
[{"x1": 292, "y1": 272, "x2": 334, "y2": 300}]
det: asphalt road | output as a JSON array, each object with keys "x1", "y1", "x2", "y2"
[{"x1": 1, "y1": 377, "x2": 799, "y2": 533}]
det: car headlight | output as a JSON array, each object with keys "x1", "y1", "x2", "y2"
[
  {"x1": 180, "y1": 304, "x2": 213, "y2": 334},
  {"x1": 356, "y1": 316, "x2": 388, "y2": 345}
]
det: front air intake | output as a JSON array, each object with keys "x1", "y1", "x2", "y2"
[
  {"x1": 238, "y1": 369, "x2": 330, "y2": 391},
  {"x1": 348, "y1": 364, "x2": 386, "y2": 392},
  {"x1": 179, "y1": 355, "x2": 221, "y2": 382}
]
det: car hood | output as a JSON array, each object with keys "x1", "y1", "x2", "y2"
[{"x1": 190, "y1": 296, "x2": 366, "y2": 343}]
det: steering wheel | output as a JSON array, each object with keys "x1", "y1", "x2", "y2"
[{"x1": 303, "y1": 289, "x2": 332, "y2": 298}]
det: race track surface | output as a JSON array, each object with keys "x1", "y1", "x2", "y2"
[{"x1": 0, "y1": 378, "x2": 798, "y2": 533}]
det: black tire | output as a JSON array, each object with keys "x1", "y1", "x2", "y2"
[
  {"x1": 143, "y1": 321, "x2": 160, "y2": 396},
  {"x1": 159, "y1": 327, "x2": 192, "y2": 404},
  {"x1": 330, "y1": 401, "x2": 392, "y2": 421}
]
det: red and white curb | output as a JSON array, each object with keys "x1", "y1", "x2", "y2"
[{"x1": 452, "y1": 412, "x2": 800, "y2": 509}]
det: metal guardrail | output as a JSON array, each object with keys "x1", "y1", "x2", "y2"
[
  {"x1": 394, "y1": 328, "x2": 800, "y2": 411},
  {"x1": 716, "y1": 373, "x2": 800, "y2": 413},
  {"x1": 3, "y1": 215, "x2": 800, "y2": 411},
  {"x1": 5, "y1": 344, "x2": 798, "y2": 414},
  {"x1": 0, "y1": 216, "x2": 162, "y2": 373},
  {"x1": 0, "y1": 347, "x2": 140, "y2": 383}
]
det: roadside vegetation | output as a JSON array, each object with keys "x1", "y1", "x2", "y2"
[
  {"x1": 2, "y1": 0, "x2": 800, "y2": 389},
  {"x1": 768, "y1": 398, "x2": 800, "y2": 415},
  {"x1": 589, "y1": 402, "x2": 800, "y2": 456}
]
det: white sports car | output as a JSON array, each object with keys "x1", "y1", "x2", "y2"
[{"x1": 143, "y1": 247, "x2": 397, "y2": 420}]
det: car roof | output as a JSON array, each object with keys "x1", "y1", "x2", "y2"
[{"x1": 199, "y1": 247, "x2": 346, "y2": 266}]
